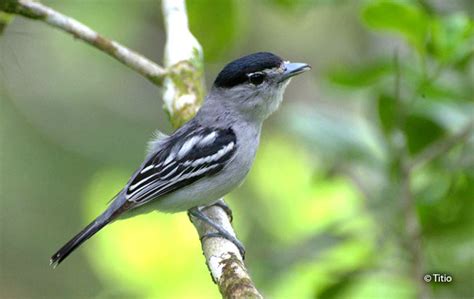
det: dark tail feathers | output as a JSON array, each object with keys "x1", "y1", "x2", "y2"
[
  {"x1": 50, "y1": 217, "x2": 111, "y2": 268},
  {"x1": 50, "y1": 192, "x2": 131, "y2": 267}
]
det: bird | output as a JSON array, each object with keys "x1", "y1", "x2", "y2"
[{"x1": 50, "y1": 52, "x2": 311, "y2": 267}]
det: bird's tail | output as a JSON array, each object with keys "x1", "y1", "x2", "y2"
[
  {"x1": 50, "y1": 196, "x2": 129, "y2": 268},
  {"x1": 50, "y1": 215, "x2": 110, "y2": 268}
]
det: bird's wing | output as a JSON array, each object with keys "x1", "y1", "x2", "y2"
[{"x1": 125, "y1": 127, "x2": 237, "y2": 205}]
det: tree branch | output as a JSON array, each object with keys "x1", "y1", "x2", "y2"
[
  {"x1": 161, "y1": 0, "x2": 262, "y2": 297},
  {"x1": 3, "y1": 0, "x2": 261, "y2": 296},
  {"x1": 161, "y1": 0, "x2": 205, "y2": 128},
  {"x1": 409, "y1": 121, "x2": 474, "y2": 170},
  {"x1": 189, "y1": 205, "x2": 263, "y2": 299},
  {"x1": 1, "y1": 0, "x2": 166, "y2": 85},
  {"x1": 392, "y1": 51, "x2": 429, "y2": 299}
]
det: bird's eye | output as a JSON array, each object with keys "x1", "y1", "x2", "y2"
[{"x1": 248, "y1": 72, "x2": 266, "y2": 85}]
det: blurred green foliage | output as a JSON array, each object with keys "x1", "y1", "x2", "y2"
[
  {"x1": 1, "y1": 0, "x2": 473, "y2": 298},
  {"x1": 317, "y1": 1, "x2": 473, "y2": 298},
  {"x1": 187, "y1": 0, "x2": 240, "y2": 61},
  {"x1": 84, "y1": 169, "x2": 219, "y2": 298}
]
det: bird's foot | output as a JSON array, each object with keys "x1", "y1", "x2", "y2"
[
  {"x1": 202, "y1": 199, "x2": 233, "y2": 222},
  {"x1": 188, "y1": 207, "x2": 245, "y2": 259}
]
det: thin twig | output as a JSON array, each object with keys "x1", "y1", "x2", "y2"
[
  {"x1": 392, "y1": 51, "x2": 430, "y2": 299},
  {"x1": 410, "y1": 121, "x2": 474, "y2": 170},
  {"x1": 400, "y1": 160, "x2": 429, "y2": 299},
  {"x1": 1, "y1": 0, "x2": 166, "y2": 85}
]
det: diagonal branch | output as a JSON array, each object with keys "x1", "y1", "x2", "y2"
[
  {"x1": 161, "y1": 1, "x2": 262, "y2": 297},
  {"x1": 410, "y1": 121, "x2": 474, "y2": 170},
  {"x1": 1, "y1": 0, "x2": 167, "y2": 85},
  {"x1": 3, "y1": 0, "x2": 262, "y2": 296},
  {"x1": 189, "y1": 205, "x2": 263, "y2": 299}
]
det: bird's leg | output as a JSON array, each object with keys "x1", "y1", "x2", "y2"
[
  {"x1": 202, "y1": 198, "x2": 233, "y2": 222},
  {"x1": 188, "y1": 207, "x2": 245, "y2": 259}
]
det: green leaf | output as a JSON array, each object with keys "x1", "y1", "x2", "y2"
[
  {"x1": 404, "y1": 113, "x2": 445, "y2": 155},
  {"x1": 418, "y1": 79, "x2": 468, "y2": 102},
  {"x1": 377, "y1": 94, "x2": 397, "y2": 135},
  {"x1": 361, "y1": 1, "x2": 429, "y2": 52},
  {"x1": 327, "y1": 61, "x2": 392, "y2": 88},
  {"x1": 187, "y1": 0, "x2": 239, "y2": 61},
  {"x1": 428, "y1": 13, "x2": 474, "y2": 64}
]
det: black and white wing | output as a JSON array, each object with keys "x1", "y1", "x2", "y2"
[{"x1": 125, "y1": 127, "x2": 237, "y2": 204}]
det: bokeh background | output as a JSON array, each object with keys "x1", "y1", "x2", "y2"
[{"x1": 1, "y1": 0, "x2": 473, "y2": 298}]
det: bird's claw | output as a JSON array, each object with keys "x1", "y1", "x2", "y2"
[
  {"x1": 202, "y1": 199, "x2": 233, "y2": 222},
  {"x1": 189, "y1": 207, "x2": 245, "y2": 259},
  {"x1": 200, "y1": 232, "x2": 246, "y2": 259}
]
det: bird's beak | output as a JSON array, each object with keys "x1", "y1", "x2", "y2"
[{"x1": 279, "y1": 62, "x2": 311, "y2": 82}]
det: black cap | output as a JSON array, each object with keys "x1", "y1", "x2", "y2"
[{"x1": 214, "y1": 52, "x2": 283, "y2": 88}]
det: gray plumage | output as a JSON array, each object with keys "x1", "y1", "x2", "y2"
[{"x1": 50, "y1": 52, "x2": 310, "y2": 267}]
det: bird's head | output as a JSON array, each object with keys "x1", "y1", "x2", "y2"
[{"x1": 210, "y1": 52, "x2": 311, "y2": 121}]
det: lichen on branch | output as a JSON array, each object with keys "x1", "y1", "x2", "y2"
[
  {"x1": 2, "y1": 0, "x2": 263, "y2": 297},
  {"x1": 164, "y1": 58, "x2": 205, "y2": 128}
]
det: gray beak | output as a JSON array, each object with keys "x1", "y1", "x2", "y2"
[{"x1": 279, "y1": 62, "x2": 311, "y2": 82}]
